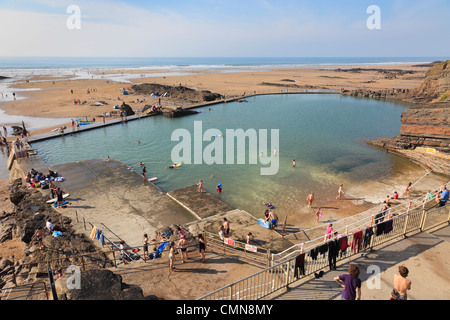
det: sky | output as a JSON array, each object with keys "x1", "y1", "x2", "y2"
[{"x1": 0, "y1": 0, "x2": 449, "y2": 57}]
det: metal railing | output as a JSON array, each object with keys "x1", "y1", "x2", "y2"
[
  {"x1": 271, "y1": 180, "x2": 449, "y2": 264},
  {"x1": 204, "y1": 231, "x2": 271, "y2": 268},
  {"x1": 197, "y1": 203, "x2": 450, "y2": 300}
]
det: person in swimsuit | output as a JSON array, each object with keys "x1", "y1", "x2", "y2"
[
  {"x1": 143, "y1": 234, "x2": 149, "y2": 258},
  {"x1": 198, "y1": 234, "x2": 207, "y2": 262},
  {"x1": 401, "y1": 182, "x2": 412, "y2": 198},
  {"x1": 307, "y1": 192, "x2": 314, "y2": 208},
  {"x1": 56, "y1": 188, "x2": 64, "y2": 208},
  {"x1": 223, "y1": 218, "x2": 230, "y2": 235},
  {"x1": 336, "y1": 184, "x2": 344, "y2": 200},
  {"x1": 266, "y1": 211, "x2": 278, "y2": 229},
  {"x1": 391, "y1": 266, "x2": 411, "y2": 300},
  {"x1": 34, "y1": 227, "x2": 45, "y2": 250},
  {"x1": 169, "y1": 241, "x2": 176, "y2": 272},
  {"x1": 315, "y1": 207, "x2": 322, "y2": 224},
  {"x1": 198, "y1": 179, "x2": 203, "y2": 193},
  {"x1": 178, "y1": 235, "x2": 191, "y2": 263}
]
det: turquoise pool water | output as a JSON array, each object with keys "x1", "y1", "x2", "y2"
[{"x1": 31, "y1": 94, "x2": 415, "y2": 217}]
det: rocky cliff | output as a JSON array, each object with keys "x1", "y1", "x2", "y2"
[
  {"x1": 0, "y1": 179, "x2": 145, "y2": 300},
  {"x1": 366, "y1": 61, "x2": 450, "y2": 172},
  {"x1": 408, "y1": 60, "x2": 450, "y2": 103}
]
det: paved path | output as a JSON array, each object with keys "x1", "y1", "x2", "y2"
[{"x1": 268, "y1": 225, "x2": 450, "y2": 300}]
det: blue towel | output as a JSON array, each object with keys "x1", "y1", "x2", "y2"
[{"x1": 99, "y1": 232, "x2": 105, "y2": 245}]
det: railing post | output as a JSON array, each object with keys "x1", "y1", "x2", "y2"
[
  {"x1": 284, "y1": 259, "x2": 291, "y2": 290},
  {"x1": 402, "y1": 213, "x2": 410, "y2": 238},
  {"x1": 419, "y1": 208, "x2": 427, "y2": 231},
  {"x1": 112, "y1": 250, "x2": 117, "y2": 267}
]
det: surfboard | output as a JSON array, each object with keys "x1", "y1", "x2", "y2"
[
  {"x1": 258, "y1": 218, "x2": 272, "y2": 229},
  {"x1": 175, "y1": 164, "x2": 181, "y2": 167},
  {"x1": 148, "y1": 177, "x2": 158, "y2": 182},
  {"x1": 46, "y1": 193, "x2": 70, "y2": 204}
]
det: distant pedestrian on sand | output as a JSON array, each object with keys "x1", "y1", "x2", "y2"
[
  {"x1": 336, "y1": 184, "x2": 344, "y2": 200},
  {"x1": 391, "y1": 266, "x2": 411, "y2": 300},
  {"x1": 307, "y1": 192, "x2": 314, "y2": 208},
  {"x1": 198, "y1": 179, "x2": 203, "y2": 193},
  {"x1": 334, "y1": 264, "x2": 361, "y2": 300}
]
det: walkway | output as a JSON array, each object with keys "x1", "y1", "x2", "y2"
[{"x1": 267, "y1": 225, "x2": 450, "y2": 300}]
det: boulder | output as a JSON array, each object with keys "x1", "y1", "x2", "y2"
[
  {"x1": 119, "y1": 102, "x2": 135, "y2": 116},
  {"x1": 56, "y1": 269, "x2": 145, "y2": 300}
]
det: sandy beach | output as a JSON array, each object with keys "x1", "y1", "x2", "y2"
[{"x1": 0, "y1": 64, "x2": 427, "y2": 136}]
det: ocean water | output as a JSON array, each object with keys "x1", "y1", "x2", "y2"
[
  {"x1": 31, "y1": 93, "x2": 415, "y2": 218},
  {"x1": 0, "y1": 56, "x2": 445, "y2": 70}
]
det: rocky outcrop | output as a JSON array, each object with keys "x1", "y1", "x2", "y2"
[
  {"x1": 365, "y1": 61, "x2": 450, "y2": 171},
  {"x1": 341, "y1": 88, "x2": 411, "y2": 100},
  {"x1": 55, "y1": 269, "x2": 145, "y2": 300},
  {"x1": 0, "y1": 179, "x2": 117, "y2": 297},
  {"x1": 161, "y1": 107, "x2": 199, "y2": 118},
  {"x1": 131, "y1": 83, "x2": 223, "y2": 103},
  {"x1": 407, "y1": 60, "x2": 450, "y2": 103},
  {"x1": 119, "y1": 102, "x2": 135, "y2": 116}
]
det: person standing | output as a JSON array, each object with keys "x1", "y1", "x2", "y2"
[
  {"x1": 143, "y1": 234, "x2": 149, "y2": 258},
  {"x1": 334, "y1": 264, "x2": 362, "y2": 300},
  {"x1": 142, "y1": 166, "x2": 147, "y2": 180},
  {"x1": 34, "y1": 227, "x2": 45, "y2": 250},
  {"x1": 168, "y1": 241, "x2": 176, "y2": 272},
  {"x1": 438, "y1": 185, "x2": 449, "y2": 207},
  {"x1": 198, "y1": 234, "x2": 207, "y2": 262},
  {"x1": 336, "y1": 184, "x2": 344, "y2": 200},
  {"x1": 315, "y1": 207, "x2": 322, "y2": 224},
  {"x1": 391, "y1": 265, "x2": 411, "y2": 300},
  {"x1": 55, "y1": 187, "x2": 64, "y2": 208},
  {"x1": 178, "y1": 235, "x2": 191, "y2": 263},
  {"x1": 223, "y1": 218, "x2": 230, "y2": 235},
  {"x1": 326, "y1": 223, "x2": 333, "y2": 239},
  {"x1": 198, "y1": 179, "x2": 203, "y2": 193},
  {"x1": 307, "y1": 192, "x2": 314, "y2": 208}
]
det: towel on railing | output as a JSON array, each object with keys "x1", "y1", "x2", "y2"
[
  {"x1": 376, "y1": 222, "x2": 385, "y2": 236},
  {"x1": 384, "y1": 219, "x2": 393, "y2": 234},
  {"x1": 99, "y1": 232, "x2": 105, "y2": 246},
  {"x1": 309, "y1": 247, "x2": 319, "y2": 260},
  {"x1": 328, "y1": 239, "x2": 338, "y2": 270},
  {"x1": 294, "y1": 254, "x2": 305, "y2": 278},
  {"x1": 90, "y1": 226, "x2": 97, "y2": 240},
  {"x1": 363, "y1": 227, "x2": 374, "y2": 249},
  {"x1": 351, "y1": 230, "x2": 363, "y2": 254}
]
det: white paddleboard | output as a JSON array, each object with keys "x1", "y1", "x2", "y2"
[{"x1": 148, "y1": 177, "x2": 158, "y2": 182}]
